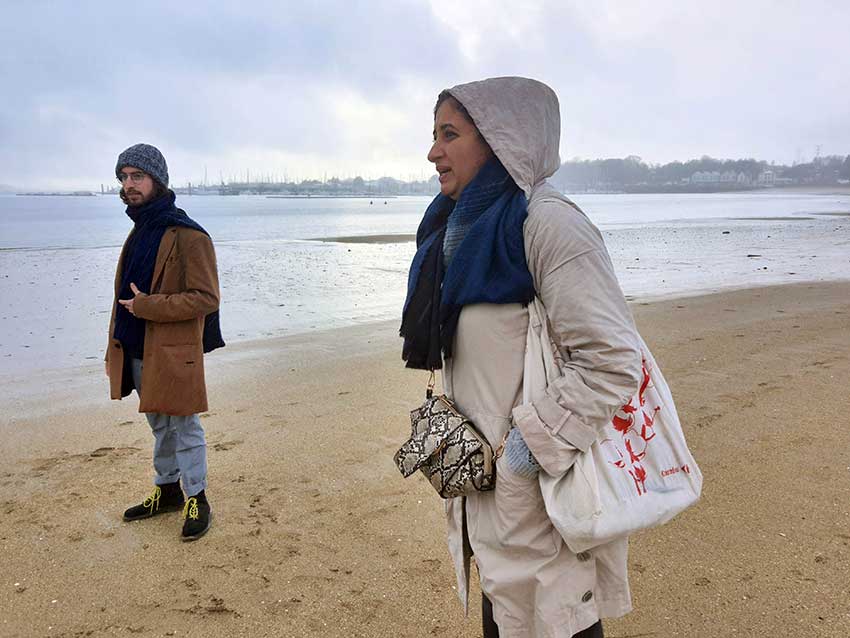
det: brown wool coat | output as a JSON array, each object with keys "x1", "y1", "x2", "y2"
[{"x1": 106, "y1": 226, "x2": 220, "y2": 416}]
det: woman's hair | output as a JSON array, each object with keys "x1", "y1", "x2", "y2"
[
  {"x1": 119, "y1": 181, "x2": 169, "y2": 206},
  {"x1": 434, "y1": 90, "x2": 491, "y2": 153},
  {"x1": 434, "y1": 90, "x2": 474, "y2": 123}
]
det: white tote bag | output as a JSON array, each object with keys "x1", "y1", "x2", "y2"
[{"x1": 520, "y1": 298, "x2": 702, "y2": 554}]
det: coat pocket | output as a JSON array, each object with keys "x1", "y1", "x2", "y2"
[
  {"x1": 489, "y1": 454, "x2": 559, "y2": 555},
  {"x1": 162, "y1": 344, "x2": 200, "y2": 380}
]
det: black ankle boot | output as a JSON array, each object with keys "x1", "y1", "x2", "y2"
[
  {"x1": 181, "y1": 490, "x2": 212, "y2": 541},
  {"x1": 123, "y1": 482, "x2": 185, "y2": 522}
]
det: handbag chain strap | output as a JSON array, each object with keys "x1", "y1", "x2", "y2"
[
  {"x1": 493, "y1": 430, "x2": 509, "y2": 460},
  {"x1": 424, "y1": 368, "x2": 508, "y2": 461}
]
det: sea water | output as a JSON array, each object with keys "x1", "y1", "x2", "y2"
[{"x1": 1, "y1": 190, "x2": 848, "y2": 376}]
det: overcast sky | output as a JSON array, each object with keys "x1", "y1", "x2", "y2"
[{"x1": 2, "y1": 0, "x2": 848, "y2": 190}]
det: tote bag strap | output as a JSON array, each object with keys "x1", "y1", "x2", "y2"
[
  {"x1": 525, "y1": 297, "x2": 604, "y2": 515},
  {"x1": 528, "y1": 297, "x2": 561, "y2": 388}
]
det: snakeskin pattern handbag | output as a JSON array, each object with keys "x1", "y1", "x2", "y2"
[{"x1": 394, "y1": 374, "x2": 498, "y2": 498}]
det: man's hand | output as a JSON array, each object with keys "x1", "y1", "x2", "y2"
[{"x1": 118, "y1": 283, "x2": 143, "y2": 316}]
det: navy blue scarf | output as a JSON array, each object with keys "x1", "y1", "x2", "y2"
[
  {"x1": 400, "y1": 157, "x2": 535, "y2": 369},
  {"x1": 114, "y1": 191, "x2": 224, "y2": 357}
]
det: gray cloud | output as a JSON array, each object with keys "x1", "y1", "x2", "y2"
[{"x1": 1, "y1": 0, "x2": 848, "y2": 189}]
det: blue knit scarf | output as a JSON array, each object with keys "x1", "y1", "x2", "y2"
[
  {"x1": 114, "y1": 191, "x2": 224, "y2": 358},
  {"x1": 401, "y1": 157, "x2": 535, "y2": 369}
]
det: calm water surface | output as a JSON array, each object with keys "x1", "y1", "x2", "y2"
[{"x1": 1, "y1": 190, "x2": 848, "y2": 376}]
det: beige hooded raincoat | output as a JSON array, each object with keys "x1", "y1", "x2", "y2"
[{"x1": 440, "y1": 77, "x2": 643, "y2": 637}]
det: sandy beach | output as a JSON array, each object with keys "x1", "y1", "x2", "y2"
[{"x1": 2, "y1": 281, "x2": 849, "y2": 637}]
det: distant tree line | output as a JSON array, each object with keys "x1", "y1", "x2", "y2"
[
  {"x1": 781, "y1": 155, "x2": 850, "y2": 183},
  {"x1": 172, "y1": 154, "x2": 850, "y2": 196},
  {"x1": 210, "y1": 174, "x2": 438, "y2": 196},
  {"x1": 549, "y1": 154, "x2": 850, "y2": 192}
]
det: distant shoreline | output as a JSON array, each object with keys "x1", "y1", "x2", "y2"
[
  {"x1": 567, "y1": 184, "x2": 850, "y2": 195},
  {"x1": 8, "y1": 185, "x2": 848, "y2": 198},
  {"x1": 15, "y1": 192, "x2": 96, "y2": 197},
  {"x1": 309, "y1": 234, "x2": 416, "y2": 244},
  {"x1": 266, "y1": 195, "x2": 398, "y2": 200}
]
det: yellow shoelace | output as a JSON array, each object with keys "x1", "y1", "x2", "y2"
[
  {"x1": 142, "y1": 486, "x2": 162, "y2": 514},
  {"x1": 183, "y1": 497, "x2": 199, "y2": 520}
]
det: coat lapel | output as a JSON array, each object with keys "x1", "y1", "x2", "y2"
[
  {"x1": 114, "y1": 232, "x2": 133, "y2": 297},
  {"x1": 150, "y1": 227, "x2": 178, "y2": 292}
]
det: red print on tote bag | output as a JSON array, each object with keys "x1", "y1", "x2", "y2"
[{"x1": 600, "y1": 360, "x2": 661, "y2": 496}]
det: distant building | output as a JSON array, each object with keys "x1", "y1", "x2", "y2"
[
  {"x1": 691, "y1": 171, "x2": 722, "y2": 183},
  {"x1": 757, "y1": 170, "x2": 775, "y2": 186}
]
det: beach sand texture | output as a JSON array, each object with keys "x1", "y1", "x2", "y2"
[{"x1": 1, "y1": 281, "x2": 849, "y2": 637}]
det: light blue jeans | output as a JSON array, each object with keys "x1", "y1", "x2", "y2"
[{"x1": 130, "y1": 358, "x2": 208, "y2": 497}]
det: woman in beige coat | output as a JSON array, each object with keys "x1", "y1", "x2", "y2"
[{"x1": 401, "y1": 77, "x2": 643, "y2": 637}]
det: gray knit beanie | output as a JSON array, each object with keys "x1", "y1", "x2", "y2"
[{"x1": 115, "y1": 143, "x2": 169, "y2": 187}]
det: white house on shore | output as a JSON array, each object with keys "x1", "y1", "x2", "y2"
[
  {"x1": 757, "y1": 170, "x2": 775, "y2": 186},
  {"x1": 690, "y1": 170, "x2": 752, "y2": 184}
]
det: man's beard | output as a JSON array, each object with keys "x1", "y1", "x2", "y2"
[{"x1": 120, "y1": 187, "x2": 157, "y2": 207}]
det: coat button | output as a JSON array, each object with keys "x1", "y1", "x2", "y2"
[
  {"x1": 581, "y1": 591, "x2": 593, "y2": 603},
  {"x1": 577, "y1": 551, "x2": 592, "y2": 562}
]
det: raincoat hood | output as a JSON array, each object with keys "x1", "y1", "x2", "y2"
[{"x1": 447, "y1": 76, "x2": 561, "y2": 197}]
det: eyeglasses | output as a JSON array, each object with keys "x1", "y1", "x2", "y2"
[{"x1": 117, "y1": 171, "x2": 147, "y2": 184}]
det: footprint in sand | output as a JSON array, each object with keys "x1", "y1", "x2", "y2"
[
  {"x1": 187, "y1": 596, "x2": 241, "y2": 618},
  {"x1": 182, "y1": 578, "x2": 200, "y2": 591},
  {"x1": 90, "y1": 446, "x2": 141, "y2": 458},
  {"x1": 30, "y1": 456, "x2": 64, "y2": 473},
  {"x1": 212, "y1": 439, "x2": 243, "y2": 452}
]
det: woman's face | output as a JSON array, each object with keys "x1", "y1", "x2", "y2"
[{"x1": 427, "y1": 99, "x2": 492, "y2": 201}]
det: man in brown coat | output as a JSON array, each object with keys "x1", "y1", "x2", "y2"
[{"x1": 106, "y1": 143, "x2": 224, "y2": 541}]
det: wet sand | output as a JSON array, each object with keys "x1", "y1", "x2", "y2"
[{"x1": 1, "y1": 281, "x2": 849, "y2": 637}]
